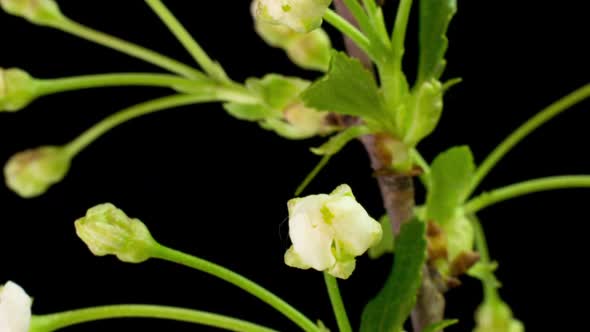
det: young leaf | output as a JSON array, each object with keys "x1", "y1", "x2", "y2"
[
  {"x1": 360, "y1": 218, "x2": 427, "y2": 332},
  {"x1": 417, "y1": 0, "x2": 458, "y2": 83},
  {"x1": 426, "y1": 146, "x2": 474, "y2": 224},
  {"x1": 302, "y1": 52, "x2": 386, "y2": 124},
  {"x1": 422, "y1": 319, "x2": 459, "y2": 332},
  {"x1": 246, "y1": 74, "x2": 309, "y2": 110}
]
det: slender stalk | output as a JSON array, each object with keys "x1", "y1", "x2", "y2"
[
  {"x1": 323, "y1": 9, "x2": 373, "y2": 59},
  {"x1": 341, "y1": 0, "x2": 373, "y2": 34},
  {"x1": 36, "y1": 73, "x2": 208, "y2": 96},
  {"x1": 55, "y1": 18, "x2": 206, "y2": 80},
  {"x1": 464, "y1": 175, "x2": 590, "y2": 214},
  {"x1": 30, "y1": 305, "x2": 277, "y2": 332},
  {"x1": 410, "y1": 148, "x2": 430, "y2": 188},
  {"x1": 145, "y1": 0, "x2": 229, "y2": 83},
  {"x1": 323, "y1": 273, "x2": 352, "y2": 332},
  {"x1": 295, "y1": 154, "x2": 332, "y2": 196},
  {"x1": 391, "y1": 0, "x2": 413, "y2": 64},
  {"x1": 151, "y1": 244, "x2": 320, "y2": 332},
  {"x1": 470, "y1": 215, "x2": 499, "y2": 303},
  {"x1": 63, "y1": 94, "x2": 215, "y2": 157},
  {"x1": 466, "y1": 84, "x2": 590, "y2": 199}
]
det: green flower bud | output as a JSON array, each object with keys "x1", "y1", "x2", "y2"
[
  {"x1": 252, "y1": 1, "x2": 332, "y2": 72},
  {"x1": 4, "y1": 146, "x2": 71, "y2": 198},
  {"x1": 0, "y1": 0, "x2": 65, "y2": 26},
  {"x1": 75, "y1": 203, "x2": 157, "y2": 263},
  {"x1": 254, "y1": 0, "x2": 332, "y2": 33},
  {"x1": 474, "y1": 300, "x2": 525, "y2": 332},
  {"x1": 284, "y1": 184, "x2": 382, "y2": 279},
  {"x1": 0, "y1": 68, "x2": 38, "y2": 112},
  {"x1": 285, "y1": 29, "x2": 331, "y2": 72}
]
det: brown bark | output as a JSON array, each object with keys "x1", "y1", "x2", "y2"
[{"x1": 332, "y1": 1, "x2": 446, "y2": 331}]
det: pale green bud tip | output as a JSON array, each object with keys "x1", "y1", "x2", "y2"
[
  {"x1": 0, "y1": 281, "x2": 32, "y2": 332},
  {"x1": 285, "y1": 29, "x2": 331, "y2": 71},
  {"x1": 0, "y1": 68, "x2": 37, "y2": 112},
  {"x1": 285, "y1": 184, "x2": 382, "y2": 279},
  {"x1": 474, "y1": 300, "x2": 524, "y2": 332},
  {"x1": 1, "y1": 0, "x2": 64, "y2": 25},
  {"x1": 4, "y1": 146, "x2": 71, "y2": 198},
  {"x1": 75, "y1": 203, "x2": 157, "y2": 263},
  {"x1": 255, "y1": 0, "x2": 332, "y2": 33}
]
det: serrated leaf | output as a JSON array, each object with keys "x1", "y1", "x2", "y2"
[
  {"x1": 417, "y1": 0, "x2": 458, "y2": 83},
  {"x1": 360, "y1": 218, "x2": 427, "y2": 332},
  {"x1": 422, "y1": 319, "x2": 459, "y2": 332},
  {"x1": 426, "y1": 146, "x2": 474, "y2": 225},
  {"x1": 311, "y1": 125, "x2": 372, "y2": 156},
  {"x1": 368, "y1": 214, "x2": 394, "y2": 259},
  {"x1": 302, "y1": 51, "x2": 386, "y2": 122}
]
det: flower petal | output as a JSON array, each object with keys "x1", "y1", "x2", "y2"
[
  {"x1": 326, "y1": 196, "x2": 382, "y2": 256},
  {"x1": 0, "y1": 281, "x2": 32, "y2": 332}
]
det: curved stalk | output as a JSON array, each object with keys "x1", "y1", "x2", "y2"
[
  {"x1": 145, "y1": 0, "x2": 229, "y2": 83},
  {"x1": 151, "y1": 244, "x2": 320, "y2": 332},
  {"x1": 323, "y1": 9, "x2": 373, "y2": 59},
  {"x1": 55, "y1": 18, "x2": 206, "y2": 80},
  {"x1": 466, "y1": 84, "x2": 590, "y2": 199},
  {"x1": 464, "y1": 175, "x2": 590, "y2": 214},
  {"x1": 30, "y1": 305, "x2": 277, "y2": 332}
]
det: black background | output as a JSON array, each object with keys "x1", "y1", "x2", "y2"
[{"x1": 1, "y1": 1, "x2": 589, "y2": 331}]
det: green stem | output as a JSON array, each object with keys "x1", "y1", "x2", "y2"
[
  {"x1": 295, "y1": 154, "x2": 332, "y2": 196},
  {"x1": 469, "y1": 215, "x2": 499, "y2": 302},
  {"x1": 145, "y1": 0, "x2": 229, "y2": 83},
  {"x1": 36, "y1": 73, "x2": 209, "y2": 96},
  {"x1": 391, "y1": 0, "x2": 413, "y2": 66},
  {"x1": 323, "y1": 273, "x2": 352, "y2": 332},
  {"x1": 324, "y1": 9, "x2": 373, "y2": 59},
  {"x1": 464, "y1": 175, "x2": 590, "y2": 214},
  {"x1": 30, "y1": 305, "x2": 277, "y2": 332},
  {"x1": 63, "y1": 93, "x2": 220, "y2": 158},
  {"x1": 341, "y1": 0, "x2": 373, "y2": 34},
  {"x1": 151, "y1": 244, "x2": 320, "y2": 332},
  {"x1": 466, "y1": 83, "x2": 590, "y2": 199},
  {"x1": 55, "y1": 18, "x2": 206, "y2": 80}
]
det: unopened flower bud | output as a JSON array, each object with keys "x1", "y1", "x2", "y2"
[
  {"x1": 4, "y1": 146, "x2": 71, "y2": 198},
  {"x1": 75, "y1": 203, "x2": 157, "y2": 263},
  {"x1": 0, "y1": 68, "x2": 38, "y2": 112},
  {"x1": 285, "y1": 184, "x2": 382, "y2": 279},
  {"x1": 285, "y1": 29, "x2": 331, "y2": 71},
  {"x1": 1, "y1": 0, "x2": 65, "y2": 26},
  {"x1": 282, "y1": 102, "x2": 334, "y2": 137},
  {"x1": 474, "y1": 300, "x2": 524, "y2": 332},
  {"x1": 0, "y1": 281, "x2": 32, "y2": 332},
  {"x1": 255, "y1": 0, "x2": 332, "y2": 33}
]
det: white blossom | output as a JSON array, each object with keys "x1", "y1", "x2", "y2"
[
  {"x1": 285, "y1": 184, "x2": 382, "y2": 279},
  {"x1": 0, "y1": 281, "x2": 32, "y2": 332},
  {"x1": 255, "y1": 0, "x2": 332, "y2": 33}
]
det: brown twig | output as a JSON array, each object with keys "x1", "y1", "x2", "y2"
[{"x1": 332, "y1": 1, "x2": 446, "y2": 331}]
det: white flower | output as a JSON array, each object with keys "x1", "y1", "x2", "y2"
[
  {"x1": 255, "y1": 0, "x2": 332, "y2": 33},
  {"x1": 285, "y1": 184, "x2": 382, "y2": 279},
  {"x1": 0, "y1": 281, "x2": 32, "y2": 332}
]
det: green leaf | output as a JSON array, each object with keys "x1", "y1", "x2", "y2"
[
  {"x1": 302, "y1": 52, "x2": 386, "y2": 123},
  {"x1": 360, "y1": 218, "x2": 427, "y2": 332},
  {"x1": 417, "y1": 0, "x2": 458, "y2": 83},
  {"x1": 426, "y1": 146, "x2": 474, "y2": 224},
  {"x1": 368, "y1": 214, "x2": 394, "y2": 259},
  {"x1": 311, "y1": 125, "x2": 372, "y2": 156},
  {"x1": 422, "y1": 319, "x2": 459, "y2": 332}
]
